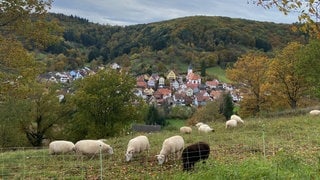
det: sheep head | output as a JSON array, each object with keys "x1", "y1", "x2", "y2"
[
  {"x1": 155, "y1": 154, "x2": 165, "y2": 165},
  {"x1": 125, "y1": 150, "x2": 134, "y2": 162}
]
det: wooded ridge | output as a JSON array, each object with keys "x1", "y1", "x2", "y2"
[{"x1": 40, "y1": 13, "x2": 305, "y2": 75}]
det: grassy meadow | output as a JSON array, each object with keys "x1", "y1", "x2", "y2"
[
  {"x1": 1, "y1": 115, "x2": 320, "y2": 179},
  {"x1": 206, "y1": 66, "x2": 230, "y2": 83}
]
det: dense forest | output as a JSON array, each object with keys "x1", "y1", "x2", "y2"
[{"x1": 41, "y1": 13, "x2": 306, "y2": 75}]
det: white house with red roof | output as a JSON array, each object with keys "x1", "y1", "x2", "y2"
[
  {"x1": 186, "y1": 64, "x2": 201, "y2": 85},
  {"x1": 206, "y1": 79, "x2": 220, "y2": 89}
]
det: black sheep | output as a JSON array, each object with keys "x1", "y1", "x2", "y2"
[{"x1": 181, "y1": 142, "x2": 210, "y2": 171}]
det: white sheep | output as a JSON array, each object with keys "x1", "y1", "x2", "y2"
[
  {"x1": 74, "y1": 139, "x2": 113, "y2": 156},
  {"x1": 309, "y1": 110, "x2": 320, "y2": 116},
  {"x1": 225, "y1": 119, "x2": 238, "y2": 128},
  {"x1": 231, "y1": 114, "x2": 244, "y2": 124},
  {"x1": 180, "y1": 126, "x2": 192, "y2": 134},
  {"x1": 195, "y1": 122, "x2": 204, "y2": 127},
  {"x1": 156, "y1": 135, "x2": 184, "y2": 165},
  {"x1": 198, "y1": 124, "x2": 214, "y2": 133},
  {"x1": 48, "y1": 140, "x2": 75, "y2": 155},
  {"x1": 125, "y1": 135, "x2": 150, "y2": 162}
]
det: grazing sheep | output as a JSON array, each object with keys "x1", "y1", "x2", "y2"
[
  {"x1": 226, "y1": 119, "x2": 238, "y2": 128},
  {"x1": 49, "y1": 140, "x2": 75, "y2": 155},
  {"x1": 231, "y1": 114, "x2": 244, "y2": 124},
  {"x1": 309, "y1": 110, "x2": 320, "y2": 116},
  {"x1": 198, "y1": 124, "x2": 214, "y2": 133},
  {"x1": 156, "y1": 135, "x2": 184, "y2": 165},
  {"x1": 195, "y1": 122, "x2": 204, "y2": 127},
  {"x1": 180, "y1": 126, "x2": 192, "y2": 134},
  {"x1": 182, "y1": 142, "x2": 210, "y2": 171},
  {"x1": 125, "y1": 135, "x2": 150, "y2": 162},
  {"x1": 74, "y1": 139, "x2": 113, "y2": 156}
]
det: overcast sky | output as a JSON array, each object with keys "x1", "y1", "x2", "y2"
[{"x1": 49, "y1": 0, "x2": 300, "y2": 26}]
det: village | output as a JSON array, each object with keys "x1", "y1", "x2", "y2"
[{"x1": 39, "y1": 63, "x2": 242, "y2": 107}]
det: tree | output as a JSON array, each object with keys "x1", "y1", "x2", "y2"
[
  {"x1": 0, "y1": 83, "x2": 73, "y2": 147},
  {"x1": 0, "y1": 0, "x2": 63, "y2": 147},
  {"x1": 19, "y1": 85, "x2": 72, "y2": 146},
  {"x1": 70, "y1": 69, "x2": 145, "y2": 139},
  {"x1": 220, "y1": 93, "x2": 234, "y2": 120},
  {"x1": 200, "y1": 60, "x2": 206, "y2": 77},
  {"x1": 145, "y1": 105, "x2": 166, "y2": 126},
  {"x1": 0, "y1": 0, "x2": 61, "y2": 100},
  {"x1": 226, "y1": 52, "x2": 270, "y2": 116},
  {"x1": 187, "y1": 101, "x2": 225, "y2": 125},
  {"x1": 267, "y1": 42, "x2": 308, "y2": 109},
  {"x1": 0, "y1": 37, "x2": 44, "y2": 101},
  {"x1": 0, "y1": 0, "x2": 61, "y2": 48},
  {"x1": 253, "y1": 0, "x2": 320, "y2": 38},
  {"x1": 296, "y1": 39, "x2": 320, "y2": 98},
  {"x1": 0, "y1": 98, "x2": 30, "y2": 147}
]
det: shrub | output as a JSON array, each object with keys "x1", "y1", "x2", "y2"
[
  {"x1": 187, "y1": 101, "x2": 225, "y2": 125},
  {"x1": 168, "y1": 105, "x2": 195, "y2": 119}
]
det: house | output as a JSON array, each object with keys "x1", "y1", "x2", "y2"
[
  {"x1": 170, "y1": 80, "x2": 180, "y2": 90},
  {"x1": 154, "y1": 88, "x2": 172, "y2": 100},
  {"x1": 151, "y1": 73, "x2": 160, "y2": 81},
  {"x1": 147, "y1": 76, "x2": 156, "y2": 88},
  {"x1": 136, "y1": 81, "x2": 147, "y2": 89},
  {"x1": 143, "y1": 74, "x2": 150, "y2": 81},
  {"x1": 186, "y1": 65, "x2": 201, "y2": 85},
  {"x1": 210, "y1": 90, "x2": 223, "y2": 100},
  {"x1": 166, "y1": 70, "x2": 177, "y2": 80},
  {"x1": 173, "y1": 92, "x2": 186, "y2": 105},
  {"x1": 136, "y1": 75, "x2": 145, "y2": 82},
  {"x1": 48, "y1": 76, "x2": 58, "y2": 83},
  {"x1": 206, "y1": 79, "x2": 220, "y2": 89},
  {"x1": 70, "y1": 70, "x2": 83, "y2": 80},
  {"x1": 186, "y1": 83, "x2": 200, "y2": 94},
  {"x1": 153, "y1": 88, "x2": 172, "y2": 105},
  {"x1": 136, "y1": 75, "x2": 147, "y2": 89},
  {"x1": 185, "y1": 88, "x2": 194, "y2": 97},
  {"x1": 143, "y1": 88, "x2": 154, "y2": 96},
  {"x1": 110, "y1": 63, "x2": 120, "y2": 70},
  {"x1": 194, "y1": 90, "x2": 212, "y2": 106},
  {"x1": 134, "y1": 88, "x2": 146, "y2": 99},
  {"x1": 158, "y1": 77, "x2": 165, "y2": 87}
]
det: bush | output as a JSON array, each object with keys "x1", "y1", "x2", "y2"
[
  {"x1": 145, "y1": 105, "x2": 166, "y2": 126},
  {"x1": 187, "y1": 101, "x2": 225, "y2": 125},
  {"x1": 168, "y1": 105, "x2": 195, "y2": 119}
]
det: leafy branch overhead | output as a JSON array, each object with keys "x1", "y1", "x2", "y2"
[{"x1": 253, "y1": 0, "x2": 320, "y2": 38}]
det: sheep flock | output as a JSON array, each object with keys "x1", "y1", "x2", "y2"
[{"x1": 47, "y1": 115, "x2": 251, "y2": 171}]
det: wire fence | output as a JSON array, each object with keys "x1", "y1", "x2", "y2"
[
  {"x1": 1, "y1": 146, "x2": 198, "y2": 179},
  {"x1": 1, "y1": 129, "x2": 320, "y2": 179}
]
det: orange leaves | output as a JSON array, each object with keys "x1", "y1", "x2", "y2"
[{"x1": 226, "y1": 52, "x2": 270, "y2": 115}]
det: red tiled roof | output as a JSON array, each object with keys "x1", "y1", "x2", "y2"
[
  {"x1": 188, "y1": 72, "x2": 201, "y2": 80},
  {"x1": 136, "y1": 81, "x2": 147, "y2": 88},
  {"x1": 196, "y1": 93, "x2": 211, "y2": 102},
  {"x1": 136, "y1": 75, "x2": 145, "y2": 82},
  {"x1": 206, "y1": 79, "x2": 219, "y2": 87},
  {"x1": 186, "y1": 83, "x2": 199, "y2": 89},
  {"x1": 210, "y1": 90, "x2": 222, "y2": 99},
  {"x1": 157, "y1": 88, "x2": 171, "y2": 96}
]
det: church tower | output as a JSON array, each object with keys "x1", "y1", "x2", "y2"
[{"x1": 187, "y1": 64, "x2": 193, "y2": 75}]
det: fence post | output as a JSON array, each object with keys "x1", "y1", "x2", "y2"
[
  {"x1": 100, "y1": 144, "x2": 103, "y2": 180},
  {"x1": 262, "y1": 124, "x2": 266, "y2": 159}
]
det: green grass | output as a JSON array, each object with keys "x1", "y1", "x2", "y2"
[
  {"x1": 206, "y1": 66, "x2": 230, "y2": 83},
  {"x1": 1, "y1": 115, "x2": 320, "y2": 179}
]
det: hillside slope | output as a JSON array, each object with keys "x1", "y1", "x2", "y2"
[
  {"x1": 42, "y1": 14, "x2": 305, "y2": 74},
  {"x1": 1, "y1": 115, "x2": 319, "y2": 179}
]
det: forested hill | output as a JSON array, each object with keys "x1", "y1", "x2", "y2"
[{"x1": 43, "y1": 13, "x2": 305, "y2": 75}]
